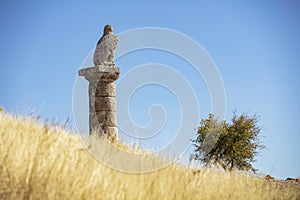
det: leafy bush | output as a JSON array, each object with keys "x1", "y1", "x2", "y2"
[{"x1": 191, "y1": 112, "x2": 264, "y2": 172}]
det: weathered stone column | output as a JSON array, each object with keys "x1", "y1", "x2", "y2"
[{"x1": 78, "y1": 65, "x2": 120, "y2": 140}]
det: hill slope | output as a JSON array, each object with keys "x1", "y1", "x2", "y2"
[{"x1": 0, "y1": 112, "x2": 299, "y2": 199}]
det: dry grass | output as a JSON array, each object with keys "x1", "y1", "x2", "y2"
[{"x1": 0, "y1": 111, "x2": 299, "y2": 199}]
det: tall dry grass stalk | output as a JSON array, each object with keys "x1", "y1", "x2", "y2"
[{"x1": 0, "y1": 112, "x2": 299, "y2": 199}]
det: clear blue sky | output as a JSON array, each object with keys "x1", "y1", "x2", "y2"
[{"x1": 0, "y1": 1, "x2": 299, "y2": 179}]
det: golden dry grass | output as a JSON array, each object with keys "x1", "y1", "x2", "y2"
[{"x1": 0, "y1": 111, "x2": 299, "y2": 199}]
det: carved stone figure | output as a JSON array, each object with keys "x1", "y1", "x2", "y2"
[{"x1": 93, "y1": 24, "x2": 118, "y2": 66}]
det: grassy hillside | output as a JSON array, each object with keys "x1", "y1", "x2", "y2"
[{"x1": 0, "y1": 111, "x2": 299, "y2": 199}]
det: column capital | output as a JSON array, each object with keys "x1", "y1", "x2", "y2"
[{"x1": 78, "y1": 65, "x2": 120, "y2": 82}]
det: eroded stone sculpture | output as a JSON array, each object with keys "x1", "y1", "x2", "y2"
[
  {"x1": 93, "y1": 24, "x2": 118, "y2": 66},
  {"x1": 78, "y1": 24, "x2": 120, "y2": 141}
]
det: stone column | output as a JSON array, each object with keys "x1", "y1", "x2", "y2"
[{"x1": 78, "y1": 65, "x2": 120, "y2": 141}]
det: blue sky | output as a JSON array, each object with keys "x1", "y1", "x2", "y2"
[{"x1": 0, "y1": 1, "x2": 299, "y2": 179}]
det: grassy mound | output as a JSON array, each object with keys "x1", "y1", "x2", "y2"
[{"x1": 0, "y1": 112, "x2": 299, "y2": 199}]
